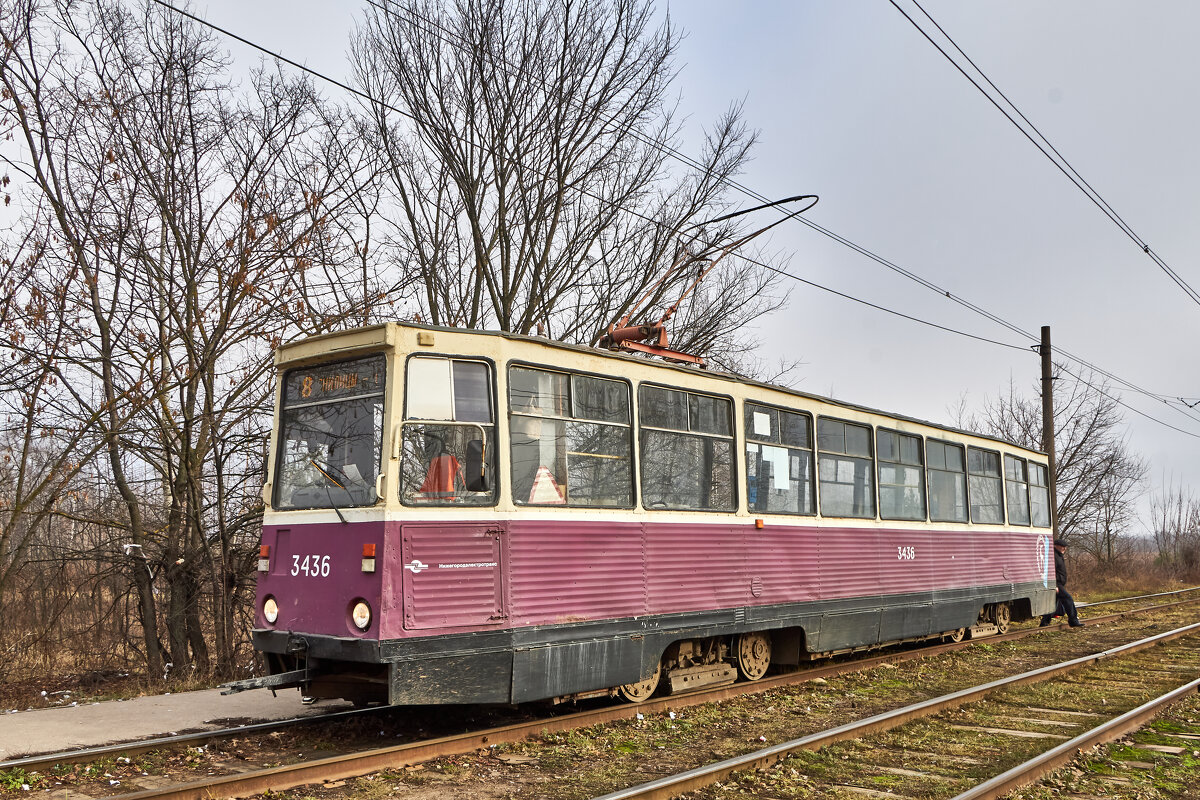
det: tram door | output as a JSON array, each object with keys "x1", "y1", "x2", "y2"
[{"x1": 398, "y1": 522, "x2": 506, "y2": 629}]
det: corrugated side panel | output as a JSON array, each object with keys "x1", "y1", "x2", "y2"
[
  {"x1": 931, "y1": 531, "x2": 978, "y2": 593},
  {"x1": 645, "y1": 523, "x2": 748, "y2": 613},
  {"x1": 978, "y1": 529, "x2": 1049, "y2": 587},
  {"x1": 876, "y1": 528, "x2": 943, "y2": 597},
  {"x1": 817, "y1": 527, "x2": 881, "y2": 599},
  {"x1": 401, "y1": 523, "x2": 503, "y2": 630},
  {"x1": 506, "y1": 520, "x2": 647, "y2": 624},
  {"x1": 257, "y1": 521, "x2": 385, "y2": 637},
  {"x1": 743, "y1": 525, "x2": 821, "y2": 604}
]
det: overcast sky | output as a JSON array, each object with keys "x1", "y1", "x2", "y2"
[{"x1": 200, "y1": 0, "x2": 1200, "y2": 520}]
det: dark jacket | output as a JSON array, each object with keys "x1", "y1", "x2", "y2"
[{"x1": 1054, "y1": 548, "x2": 1067, "y2": 590}]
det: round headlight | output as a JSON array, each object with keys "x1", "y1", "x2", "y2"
[
  {"x1": 351, "y1": 600, "x2": 371, "y2": 631},
  {"x1": 263, "y1": 596, "x2": 279, "y2": 625}
]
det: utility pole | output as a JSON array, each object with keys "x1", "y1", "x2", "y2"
[{"x1": 1040, "y1": 325, "x2": 1058, "y2": 537}]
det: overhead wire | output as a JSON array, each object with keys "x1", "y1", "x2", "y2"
[
  {"x1": 370, "y1": 0, "x2": 1200, "y2": 430},
  {"x1": 159, "y1": 0, "x2": 1026, "y2": 356},
  {"x1": 888, "y1": 0, "x2": 1200, "y2": 425},
  {"x1": 152, "y1": 0, "x2": 1200, "y2": 436},
  {"x1": 362, "y1": 0, "x2": 1039, "y2": 344},
  {"x1": 1057, "y1": 363, "x2": 1200, "y2": 441},
  {"x1": 739, "y1": 255, "x2": 1030, "y2": 352},
  {"x1": 889, "y1": 0, "x2": 1200, "y2": 308}
]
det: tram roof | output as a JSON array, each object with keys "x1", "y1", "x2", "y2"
[{"x1": 276, "y1": 321, "x2": 1047, "y2": 460}]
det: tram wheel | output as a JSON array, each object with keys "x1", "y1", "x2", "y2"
[
  {"x1": 945, "y1": 627, "x2": 967, "y2": 643},
  {"x1": 734, "y1": 632, "x2": 772, "y2": 681},
  {"x1": 992, "y1": 603, "x2": 1011, "y2": 634},
  {"x1": 616, "y1": 661, "x2": 661, "y2": 703}
]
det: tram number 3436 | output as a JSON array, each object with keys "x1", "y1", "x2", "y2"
[
  {"x1": 291, "y1": 554, "x2": 332, "y2": 577},
  {"x1": 897, "y1": 546, "x2": 917, "y2": 561}
]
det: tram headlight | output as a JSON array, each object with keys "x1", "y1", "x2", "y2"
[
  {"x1": 263, "y1": 596, "x2": 279, "y2": 625},
  {"x1": 351, "y1": 600, "x2": 372, "y2": 631}
]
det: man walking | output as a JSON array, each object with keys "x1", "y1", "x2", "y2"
[{"x1": 1040, "y1": 538, "x2": 1084, "y2": 628}]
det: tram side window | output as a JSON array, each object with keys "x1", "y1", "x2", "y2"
[
  {"x1": 1029, "y1": 463, "x2": 1052, "y2": 527},
  {"x1": 400, "y1": 357, "x2": 497, "y2": 506},
  {"x1": 275, "y1": 355, "x2": 386, "y2": 510},
  {"x1": 967, "y1": 446, "x2": 1004, "y2": 524},
  {"x1": 926, "y1": 439, "x2": 967, "y2": 523},
  {"x1": 639, "y1": 386, "x2": 734, "y2": 511},
  {"x1": 878, "y1": 429, "x2": 926, "y2": 521},
  {"x1": 817, "y1": 418, "x2": 875, "y2": 518},
  {"x1": 744, "y1": 403, "x2": 814, "y2": 515},
  {"x1": 508, "y1": 367, "x2": 632, "y2": 507},
  {"x1": 1004, "y1": 455, "x2": 1031, "y2": 525}
]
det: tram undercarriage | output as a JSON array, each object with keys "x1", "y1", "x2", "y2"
[{"x1": 233, "y1": 591, "x2": 1042, "y2": 707}]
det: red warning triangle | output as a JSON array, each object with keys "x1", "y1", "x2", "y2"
[{"x1": 528, "y1": 465, "x2": 565, "y2": 504}]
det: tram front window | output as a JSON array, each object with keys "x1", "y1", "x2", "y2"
[{"x1": 275, "y1": 356, "x2": 385, "y2": 510}]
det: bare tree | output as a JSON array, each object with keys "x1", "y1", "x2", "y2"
[
  {"x1": 352, "y1": 0, "x2": 791, "y2": 359},
  {"x1": 1, "y1": 0, "x2": 387, "y2": 679},
  {"x1": 1149, "y1": 479, "x2": 1200, "y2": 574},
  {"x1": 0, "y1": 192, "x2": 133, "y2": 628},
  {"x1": 961, "y1": 368, "x2": 1147, "y2": 561}
]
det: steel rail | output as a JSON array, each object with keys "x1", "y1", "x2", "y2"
[
  {"x1": 951, "y1": 676, "x2": 1200, "y2": 800},
  {"x1": 1078, "y1": 584, "x2": 1200, "y2": 608},
  {"x1": 6, "y1": 592, "x2": 1197, "y2": 779},
  {"x1": 85, "y1": 620, "x2": 1200, "y2": 800},
  {"x1": 590, "y1": 622, "x2": 1200, "y2": 800}
]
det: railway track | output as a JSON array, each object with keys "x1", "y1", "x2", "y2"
[
  {"x1": 1077, "y1": 585, "x2": 1200, "y2": 609},
  {"x1": 3, "y1": 591, "x2": 1198, "y2": 799},
  {"x1": 597, "y1": 623, "x2": 1200, "y2": 799},
  {"x1": 6, "y1": 586, "x2": 1198, "y2": 775}
]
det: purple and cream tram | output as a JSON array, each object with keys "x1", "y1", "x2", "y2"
[{"x1": 233, "y1": 322, "x2": 1056, "y2": 705}]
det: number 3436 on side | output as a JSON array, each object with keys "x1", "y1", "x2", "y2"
[{"x1": 291, "y1": 554, "x2": 331, "y2": 577}]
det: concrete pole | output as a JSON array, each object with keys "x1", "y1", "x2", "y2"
[{"x1": 1040, "y1": 325, "x2": 1058, "y2": 537}]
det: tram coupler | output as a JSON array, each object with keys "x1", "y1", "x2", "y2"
[{"x1": 219, "y1": 668, "x2": 310, "y2": 695}]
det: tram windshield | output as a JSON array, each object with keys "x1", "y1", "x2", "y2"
[{"x1": 274, "y1": 355, "x2": 385, "y2": 510}]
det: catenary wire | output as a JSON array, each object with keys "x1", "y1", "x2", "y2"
[
  {"x1": 371, "y1": 0, "x2": 1200, "y2": 422},
  {"x1": 1056, "y1": 363, "x2": 1200, "y2": 441},
  {"x1": 743, "y1": 251, "x2": 1200, "y2": 438},
  {"x1": 906, "y1": 0, "x2": 1200, "y2": 311},
  {"x1": 151, "y1": 0, "x2": 1200, "y2": 435},
  {"x1": 743, "y1": 258, "x2": 1029, "y2": 352},
  {"x1": 888, "y1": 0, "x2": 1200, "y2": 422},
  {"x1": 889, "y1": 0, "x2": 1200, "y2": 308},
  {"x1": 151, "y1": 0, "x2": 1024, "y2": 355}
]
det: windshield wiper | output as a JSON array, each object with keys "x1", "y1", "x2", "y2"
[{"x1": 309, "y1": 458, "x2": 350, "y2": 525}]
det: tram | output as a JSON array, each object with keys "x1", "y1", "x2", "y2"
[{"x1": 231, "y1": 322, "x2": 1056, "y2": 705}]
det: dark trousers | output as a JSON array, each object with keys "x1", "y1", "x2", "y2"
[{"x1": 1040, "y1": 589, "x2": 1080, "y2": 626}]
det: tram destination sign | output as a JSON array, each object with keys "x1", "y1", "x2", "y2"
[{"x1": 284, "y1": 356, "x2": 384, "y2": 405}]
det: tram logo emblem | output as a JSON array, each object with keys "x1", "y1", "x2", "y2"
[
  {"x1": 1036, "y1": 535, "x2": 1050, "y2": 588},
  {"x1": 405, "y1": 559, "x2": 429, "y2": 574}
]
